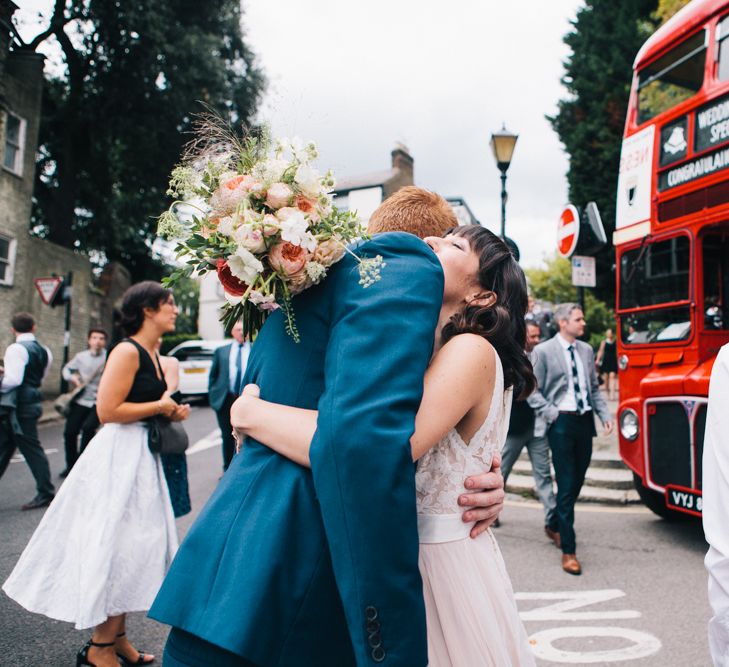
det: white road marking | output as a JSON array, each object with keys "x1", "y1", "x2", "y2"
[
  {"x1": 11, "y1": 448, "x2": 58, "y2": 463},
  {"x1": 528, "y1": 626, "x2": 662, "y2": 663},
  {"x1": 505, "y1": 498, "x2": 650, "y2": 514},
  {"x1": 186, "y1": 429, "x2": 222, "y2": 456},
  {"x1": 516, "y1": 590, "x2": 640, "y2": 622}
]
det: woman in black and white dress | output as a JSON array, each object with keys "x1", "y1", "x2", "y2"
[{"x1": 3, "y1": 281, "x2": 189, "y2": 667}]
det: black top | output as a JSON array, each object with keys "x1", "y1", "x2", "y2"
[
  {"x1": 601, "y1": 339, "x2": 618, "y2": 373},
  {"x1": 124, "y1": 338, "x2": 167, "y2": 403}
]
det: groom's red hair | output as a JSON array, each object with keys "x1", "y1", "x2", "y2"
[{"x1": 367, "y1": 186, "x2": 457, "y2": 239}]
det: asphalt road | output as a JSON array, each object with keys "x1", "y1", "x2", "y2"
[{"x1": 0, "y1": 406, "x2": 713, "y2": 666}]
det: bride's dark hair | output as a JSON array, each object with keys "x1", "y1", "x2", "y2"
[{"x1": 440, "y1": 225, "x2": 536, "y2": 400}]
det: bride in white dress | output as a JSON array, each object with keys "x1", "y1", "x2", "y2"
[{"x1": 230, "y1": 225, "x2": 537, "y2": 666}]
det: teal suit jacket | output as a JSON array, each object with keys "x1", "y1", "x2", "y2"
[{"x1": 150, "y1": 233, "x2": 444, "y2": 666}]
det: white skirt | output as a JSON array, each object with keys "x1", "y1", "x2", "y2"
[
  {"x1": 2, "y1": 422, "x2": 178, "y2": 629},
  {"x1": 419, "y1": 514, "x2": 535, "y2": 667}
]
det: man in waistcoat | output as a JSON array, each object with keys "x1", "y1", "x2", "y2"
[{"x1": 0, "y1": 312, "x2": 56, "y2": 510}]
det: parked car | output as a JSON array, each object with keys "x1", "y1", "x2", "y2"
[{"x1": 167, "y1": 339, "x2": 229, "y2": 399}]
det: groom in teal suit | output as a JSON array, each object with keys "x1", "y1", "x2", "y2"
[{"x1": 151, "y1": 190, "x2": 502, "y2": 666}]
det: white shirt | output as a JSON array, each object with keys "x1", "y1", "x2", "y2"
[
  {"x1": 555, "y1": 334, "x2": 590, "y2": 413},
  {"x1": 1, "y1": 333, "x2": 53, "y2": 393},
  {"x1": 228, "y1": 341, "x2": 251, "y2": 395},
  {"x1": 704, "y1": 343, "x2": 729, "y2": 666}
]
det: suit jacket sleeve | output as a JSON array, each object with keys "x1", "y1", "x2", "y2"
[
  {"x1": 308, "y1": 233, "x2": 443, "y2": 667},
  {"x1": 208, "y1": 347, "x2": 221, "y2": 392},
  {"x1": 526, "y1": 344, "x2": 559, "y2": 423}
]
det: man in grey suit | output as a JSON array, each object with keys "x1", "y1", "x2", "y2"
[{"x1": 528, "y1": 303, "x2": 613, "y2": 575}]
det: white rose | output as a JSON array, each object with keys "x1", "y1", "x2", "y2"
[
  {"x1": 217, "y1": 216, "x2": 235, "y2": 237},
  {"x1": 227, "y1": 247, "x2": 264, "y2": 286},
  {"x1": 233, "y1": 224, "x2": 266, "y2": 254},
  {"x1": 279, "y1": 210, "x2": 309, "y2": 246},
  {"x1": 294, "y1": 164, "x2": 322, "y2": 198}
]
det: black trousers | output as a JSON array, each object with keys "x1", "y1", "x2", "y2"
[
  {"x1": 215, "y1": 393, "x2": 237, "y2": 471},
  {"x1": 0, "y1": 402, "x2": 54, "y2": 498},
  {"x1": 547, "y1": 412, "x2": 595, "y2": 555},
  {"x1": 63, "y1": 402, "x2": 100, "y2": 469},
  {"x1": 164, "y1": 628, "x2": 258, "y2": 667}
]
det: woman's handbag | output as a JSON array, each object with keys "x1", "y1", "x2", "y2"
[{"x1": 146, "y1": 416, "x2": 189, "y2": 455}]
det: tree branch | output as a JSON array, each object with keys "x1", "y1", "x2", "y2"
[{"x1": 27, "y1": 0, "x2": 70, "y2": 51}]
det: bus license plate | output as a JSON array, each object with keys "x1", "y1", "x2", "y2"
[{"x1": 665, "y1": 485, "x2": 702, "y2": 516}]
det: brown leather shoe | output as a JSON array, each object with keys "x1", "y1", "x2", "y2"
[
  {"x1": 562, "y1": 553, "x2": 582, "y2": 575},
  {"x1": 545, "y1": 526, "x2": 561, "y2": 549}
]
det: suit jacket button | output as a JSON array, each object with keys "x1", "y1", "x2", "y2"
[
  {"x1": 366, "y1": 619, "x2": 380, "y2": 633},
  {"x1": 368, "y1": 632, "x2": 382, "y2": 649},
  {"x1": 371, "y1": 646, "x2": 386, "y2": 662},
  {"x1": 365, "y1": 606, "x2": 378, "y2": 621}
]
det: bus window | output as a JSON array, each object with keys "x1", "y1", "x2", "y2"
[
  {"x1": 718, "y1": 15, "x2": 729, "y2": 81},
  {"x1": 621, "y1": 306, "x2": 692, "y2": 345},
  {"x1": 638, "y1": 30, "x2": 706, "y2": 124},
  {"x1": 620, "y1": 236, "x2": 690, "y2": 309},
  {"x1": 702, "y1": 232, "x2": 729, "y2": 329}
]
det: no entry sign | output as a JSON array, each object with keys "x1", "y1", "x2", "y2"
[
  {"x1": 557, "y1": 205, "x2": 580, "y2": 258},
  {"x1": 34, "y1": 276, "x2": 63, "y2": 305}
]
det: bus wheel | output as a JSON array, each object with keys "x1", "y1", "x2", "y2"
[{"x1": 632, "y1": 474, "x2": 678, "y2": 520}]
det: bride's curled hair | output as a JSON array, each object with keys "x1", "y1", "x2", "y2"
[{"x1": 440, "y1": 226, "x2": 537, "y2": 400}]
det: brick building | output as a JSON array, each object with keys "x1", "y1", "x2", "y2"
[{"x1": 0, "y1": 0, "x2": 106, "y2": 394}]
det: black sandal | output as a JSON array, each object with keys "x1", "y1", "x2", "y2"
[
  {"x1": 76, "y1": 638, "x2": 115, "y2": 666},
  {"x1": 116, "y1": 631, "x2": 155, "y2": 665}
]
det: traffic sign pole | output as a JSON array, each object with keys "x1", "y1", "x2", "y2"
[{"x1": 61, "y1": 271, "x2": 73, "y2": 393}]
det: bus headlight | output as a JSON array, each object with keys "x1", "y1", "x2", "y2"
[
  {"x1": 619, "y1": 408, "x2": 639, "y2": 441},
  {"x1": 618, "y1": 354, "x2": 628, "y2": 371}
]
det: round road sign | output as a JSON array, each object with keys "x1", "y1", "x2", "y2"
[{"x1": 557, "y1": 205, "x2": 580, "y2": 258}]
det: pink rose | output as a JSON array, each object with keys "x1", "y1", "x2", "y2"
[
  {"x1": 266, "y1": 182, "x2": 293, "y2": 209},
  {"x1": 295, "y1": 195, "x2": 316, "y2": 213},
  {"x1": 268, "y1": 242, "x2": 310, "y2": 276},
  {"x1": 262, "y1": 214, "x2": 280, "y2": 237},
  {"x1": 210, "y1": 175, "x2": 250, "y2": 216}
]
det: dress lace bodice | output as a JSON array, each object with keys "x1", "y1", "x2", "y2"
[{"x1": 415, "y1": 352, "x2": 512, "y2": 516}]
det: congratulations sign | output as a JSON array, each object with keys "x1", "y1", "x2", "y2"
[{"x1": 658, "y1": 144, "x2": 729, "y2": 190}]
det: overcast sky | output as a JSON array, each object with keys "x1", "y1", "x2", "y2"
[{"x1": 17, "y1": 0, "x2": 584, "y2": 268}]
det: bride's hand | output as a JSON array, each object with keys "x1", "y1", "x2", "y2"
[{"x1": 231, "y1": 384, "x2": 261, "y2": 453}]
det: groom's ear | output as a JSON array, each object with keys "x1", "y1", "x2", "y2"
[{"x1": 466, "y1": 291, "x2": 497, "y2": 309}]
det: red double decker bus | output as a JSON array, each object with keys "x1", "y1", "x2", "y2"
[{"x1": 615, "y1": 0, "x2": 729, "y2": 518}]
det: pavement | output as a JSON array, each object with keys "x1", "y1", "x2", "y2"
[
  {"x1": 0, "y1": 404, "x2": 712, "y2": 666},
  {"x1": 505, "y1": 395, "x2": 642, "y2": 506}
]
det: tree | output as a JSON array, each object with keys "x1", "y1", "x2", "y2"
[
  {"x1": 171, "y1": 275, "x2": 199, "y2": 335},
  {"x1": 549, "y1": 0, "x2": 657, "y2": 304},
  {"x1": 526, "y1": 254, "x2": 615, "y2": 349},
  {"x1": 16, "y1": 0, "x2": 265, "y2": 280},
  {"x1": 652, "y1": 0, "x2": 692, "y2": 26}
]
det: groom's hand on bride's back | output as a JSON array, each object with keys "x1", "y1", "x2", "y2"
[{"x1": 459, "y1": 451, "x2": 505, "y2": 538}]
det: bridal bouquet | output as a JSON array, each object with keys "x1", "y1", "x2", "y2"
[{"x1": 157, "y1": 118, "x2": 383, "y2": 341}]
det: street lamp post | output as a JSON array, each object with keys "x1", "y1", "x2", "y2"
[{"x1": 489, "y1": 125, "x2": 518, "y2": 239}]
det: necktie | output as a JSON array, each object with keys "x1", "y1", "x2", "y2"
[
  {"x1": 233, "y1": 343, "x2": 243, "y2": 396},
  {"x1": 567, "y1": 345, "x2": 585, "y2": 413}
]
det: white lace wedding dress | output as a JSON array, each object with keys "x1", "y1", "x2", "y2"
[{"x1": 415, "y1": 352, "x2": 535, "y2": 666}]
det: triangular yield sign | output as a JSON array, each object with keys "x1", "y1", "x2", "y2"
[{"x1": 34, "y1": 277, "x2": 63, "y2": 305}]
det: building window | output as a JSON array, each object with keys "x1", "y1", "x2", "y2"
[
  {"x1": 3, "y1": 112, "x2": 26, "y2": 176},
  {"x1": 0, "y1": 234, "x2": 17, "y2": 286}
]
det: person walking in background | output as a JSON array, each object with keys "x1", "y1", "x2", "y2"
[
  {"x1": 0, "y1": 312, "x2": 56, "y2": 510},
  {"x1": 60, "y1": 328, "x2": 108, "y2": 477},
  {"x1": 528, "y1": 303, "x2": 613, "y2": 575},
  {"x1": 500, "y1": 321, "x2": 557, "y2": 537},
  {"x1": 208, "y1": 320, "x2": 250, "y2": 472},
  {"x1": 3, "y1": 282, "x2": 189, "y2": 667},
  {"x1": 703, "y1": 342, "x2": 729, "y2": 666},
  {"x1": 595, "y1": 328, "x2": 618, "y2": 401}
]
